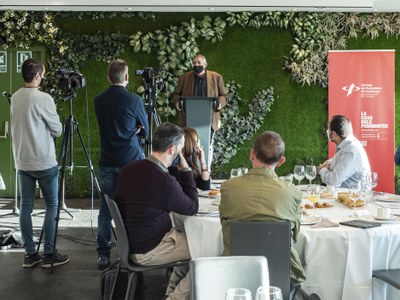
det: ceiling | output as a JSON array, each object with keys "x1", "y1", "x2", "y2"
[{"x1": 0, "y1": 0, "x2": 399, "y2": 12}]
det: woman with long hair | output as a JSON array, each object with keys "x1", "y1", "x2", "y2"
[{"x1": 169, "y1": 127, "x2": 210, "y2": 190}]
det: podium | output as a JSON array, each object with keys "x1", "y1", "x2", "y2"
[{"x1": 179, "y1": 96, "x2": 219, "y2": 167}]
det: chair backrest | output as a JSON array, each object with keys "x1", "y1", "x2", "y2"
[
  {"x1": 190, "y1": 256, "x2": 269, "y2": 300},
  {"x1": 230, "y1": 221, "x2": 291, "y2": 300},
  {"x1": 104, "y1": 195, "x2": 131, "y2": 267}
]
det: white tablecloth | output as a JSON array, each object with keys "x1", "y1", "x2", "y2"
[{"x1": 174, "y1": 195, "x2": 400, "y2": 300}]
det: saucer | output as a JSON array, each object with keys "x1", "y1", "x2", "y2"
[
  {"x1": 374, "y1": 215, "x2": 396, "y2": 221},
  {"x1": 359, "y1": 215, "x2": 399, "y2": 224}
]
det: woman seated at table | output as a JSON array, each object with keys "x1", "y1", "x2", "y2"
[{"x1": 169, "y1": 127, "x2": 211, "y2": 190}]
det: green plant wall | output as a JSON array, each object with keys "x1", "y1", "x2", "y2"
[{"x1": 2, "y1": 11, "x2": 400, "y2": 196}]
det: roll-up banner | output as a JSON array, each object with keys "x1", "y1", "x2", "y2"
[{"x1": 328, "y1": 50, "x2": 395, "y2": 193}]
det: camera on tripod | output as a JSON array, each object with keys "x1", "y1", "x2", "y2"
[
  {"x1": 56, "y1": 69, "x2": 86, "y2": 99},
  {"x1": 135, "y1": 67, "x2": 165, "y2": 95}
]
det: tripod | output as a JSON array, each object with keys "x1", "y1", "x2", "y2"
[
  {"x1": 35, "y1": 92, "x2": 104, "y2": 272},
  {"x1": 0, "y1": 92, "x2": 19, "y2": 218},
  {"x1": 142, "y1": 79, "x2": 161, "y2": 156}
]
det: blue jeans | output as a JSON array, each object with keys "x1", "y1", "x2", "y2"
[
  {"x1": 97, "y1": 166, "x2": 121, "y2": 257},
  {"x1": 18, "y1": 166, "x2": 59, "y2": 255}
]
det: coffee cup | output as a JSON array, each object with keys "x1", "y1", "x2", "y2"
[{"x1": 377, "y1": 207, "x2": 391, "y2": 219}]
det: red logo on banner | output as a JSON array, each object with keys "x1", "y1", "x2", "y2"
[{"x1": 328, "y1": 50, "x2": 395, "y2": 193}]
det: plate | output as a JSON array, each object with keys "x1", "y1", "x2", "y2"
[
  {"x1": 359, "y1": 215, "x2": 399, "y2": 224},
  {"x1": 374, "y1": 194, "x2": 400, "y2": 202},
  {"x1": 212, "y1": 179, "x2": 225, "y2": 184},
  {"x1": 198, "y1": 190, "x2": 219, "y2": 198},
  {"x1": 301, "y1": 215, "x2": 321, "y2": 225}
]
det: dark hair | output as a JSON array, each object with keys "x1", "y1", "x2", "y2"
[
  {"x1": 108, "y1": 59, "x2": 128, "y2": 84},
  {"x1": 152, "y1": 122, "x2": 184, "y2": 152},
  {"x1": 253, "y1": 131, "x2": 285, "y2": 165},
  {"x1": 182, "y1": 127, "x2": 201, "y2": 175},
  {"x1": 329, "y1": 115, "x2": 352, "y2": 139},
  {"x1": 21, "y1": 59, "x2": 44, "y2": 83}
]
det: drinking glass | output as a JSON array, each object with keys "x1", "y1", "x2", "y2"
[
  {"x1": 307, "y1": 184, "x2": 320, "y2": 217},
  {"x1": 225, "y1": 288, "x2": 252, "y2": 300},
  {"x1": 293, "y1": 165, "x2": 305, "y2": 185},
  {"x1": 254, "y1": 286, "x2": 269, "y2": 300},
  {"x1": 239, "y1": 167, "x2": 249, "y2": 175},
  {"x1": 279, "y1": 174, "x2": 294, "y2": 184},
  {"x1": 349, "y1": 182, "x2": 362, "y2": 218},
  {"x1": 268, "y1": 286, "x2": 283, "y2": 300},
  {"x1": 305, "y1": 165, "x2": 317, "y2": 184},
  {"x1": 230, "y1": 169, "x2": 242, "y2": 179},
  {"x1": 367, "y1": 172, "x2": 378, "y2": 190}
]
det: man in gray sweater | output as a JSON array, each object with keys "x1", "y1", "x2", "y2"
[{"x1": 11, "y1": 58, "x2": 69, "y2": 269}]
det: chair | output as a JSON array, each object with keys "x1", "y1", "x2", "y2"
[
  {"x1": 189, "y1": 256, "x2": 269, "y2": 300},
  {"x1": 373, "y1": 269, "x2": 400, "y2": 290},
  {"x1": 103, "y1": 195, "x2": 189, "y2": 300},
  {"x1": 230, "y1": 221, "x2": 292, "y2": 300}
]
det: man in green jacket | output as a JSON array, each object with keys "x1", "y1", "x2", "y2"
[{"x1": 219, "y1": 130, "x2": 306, "y2": 285}]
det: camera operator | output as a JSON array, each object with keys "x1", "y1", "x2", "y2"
[
  {"x1": 172, "y1": 54, "x2": 228, "y2": 167},
  {"x1": 11, "y1": 58, "x2": 69, "y2": 268},
  {"x1": 94, "y1": 59, "x2": 148, "y2": 270}
]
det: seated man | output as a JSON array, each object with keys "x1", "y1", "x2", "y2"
[
  {"x1": 219, "y1": 131, "x2": 306, "y2": 286},
  {"x1": 114, "y1": 122, "x2": 198, "y2": 300},
  {"x1": 318, "y1": 115, "x2": 370, "y2": 188}
]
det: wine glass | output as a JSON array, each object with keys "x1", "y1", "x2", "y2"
[
  {"x1": 230, "y1": 169, "x2": 242, "y2": 179},
  {"x1": 225, "y1": 288, "x2": 252, "y2": 300},
  {"x1": 305, "y1": 165, "x2": 317, "y2": 184},
  {"x1": 239, "y1": 167, "x2": 249, "y2": 175},
  {"x1": 367, "y1": 172, "x2": 378, "y2": 190},
  {"x1": 268, "y1": 286, "x2": 283, "y2": 300},
  {"x1": 254, "y1": 286, "x2": 270, "y2": 300},
  {"x1": 349, "y1": 182, "x2": 362, "y2": 218},
  {"x1": 307, "y1": 184, "x2": 320, "y2": 217},
  {"x1": 279, "y1": 174, "x2": 294, "y2": 184},
  {"x1": 293, "y1": 165, "x2": 305, "y2": 185}
]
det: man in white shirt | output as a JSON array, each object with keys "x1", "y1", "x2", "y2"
[{"x1": 317, "y1": 115, "x2": 370, "y2": 188}]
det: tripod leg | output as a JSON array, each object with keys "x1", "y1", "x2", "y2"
[{"x1": 0, "y1": 170, "x2": 20, "y2": 218}]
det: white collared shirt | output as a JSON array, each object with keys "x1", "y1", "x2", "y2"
[{"x1": 319, "y1": 134, "x2": 371, "y2": 188}]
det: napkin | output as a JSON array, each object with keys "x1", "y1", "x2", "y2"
[{"x1": 311, "y1": 218, "x2": 339, "y2": 228}]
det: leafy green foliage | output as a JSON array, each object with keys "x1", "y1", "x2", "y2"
[{"x1": 213, "y1": 81, "x2": 274, "y2": 165}]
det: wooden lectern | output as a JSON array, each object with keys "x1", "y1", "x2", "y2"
[{"x1": 179, "y1": 96, "x2": 219, "y2": 167}]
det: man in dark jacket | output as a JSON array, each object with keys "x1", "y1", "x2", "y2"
[
  {"x1": 95, "y1": 59, "x2": 148, "y2": 269},
  {"x1": 115, "y1": 122, "x2": 198, "y2": 300}
]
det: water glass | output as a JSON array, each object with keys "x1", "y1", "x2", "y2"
[
  {"x1": 367, "y1": 172, "x2": 378, "y2": 190},
  {"x1": 307, "y1": 184, "x2": 321, "y2": 217},
  {"x1": 225, "y1": 288, "x2": 252, "y2": 300},
  {"x1": 230, "y1": 169, "x2": 242, "y2": 179},
  {"x1": 305, "y1": 165, "x2": 317, "y2": 184},
  {"x1": 349, "y1": 182, "x2": 362, "y2": 218},
  {"x1": 279, "y1": 174, "x2": 294, "y2": 184},
  {"x1": 293, "y1": 165, "x2": 305, "y2": 185},
  {"x1": 239, "y1": 167, "x2": 249, "y2": 175},
  {"x1": 254, "y1": 286, "x2": 269, "y2": 300},
  {"x1": 268, "y1": 286, "x2": 283, "y2": 300}
]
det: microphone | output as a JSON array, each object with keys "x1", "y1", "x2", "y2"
[{"x1": 2, "y1": 91, "x2": 12, "y2": 98}]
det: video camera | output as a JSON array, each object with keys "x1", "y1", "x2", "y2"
[
  {"x1": 135, "y1": 67, "x2": 165, "y2": 96},
  {"x1": 56, "y1": 69, "x2": 86, "y2": 99}
]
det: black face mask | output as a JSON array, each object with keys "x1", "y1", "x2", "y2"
[{"x1": 193, "y1": 66, "x2": 204, "y2": 74}]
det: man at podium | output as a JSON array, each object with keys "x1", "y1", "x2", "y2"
[
  {"x1": 172, "y1": 54, "x2": 228, "y2": 167},
  {"x1": 172, "y1": 54, "x2": 227, "y2": 131}
]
